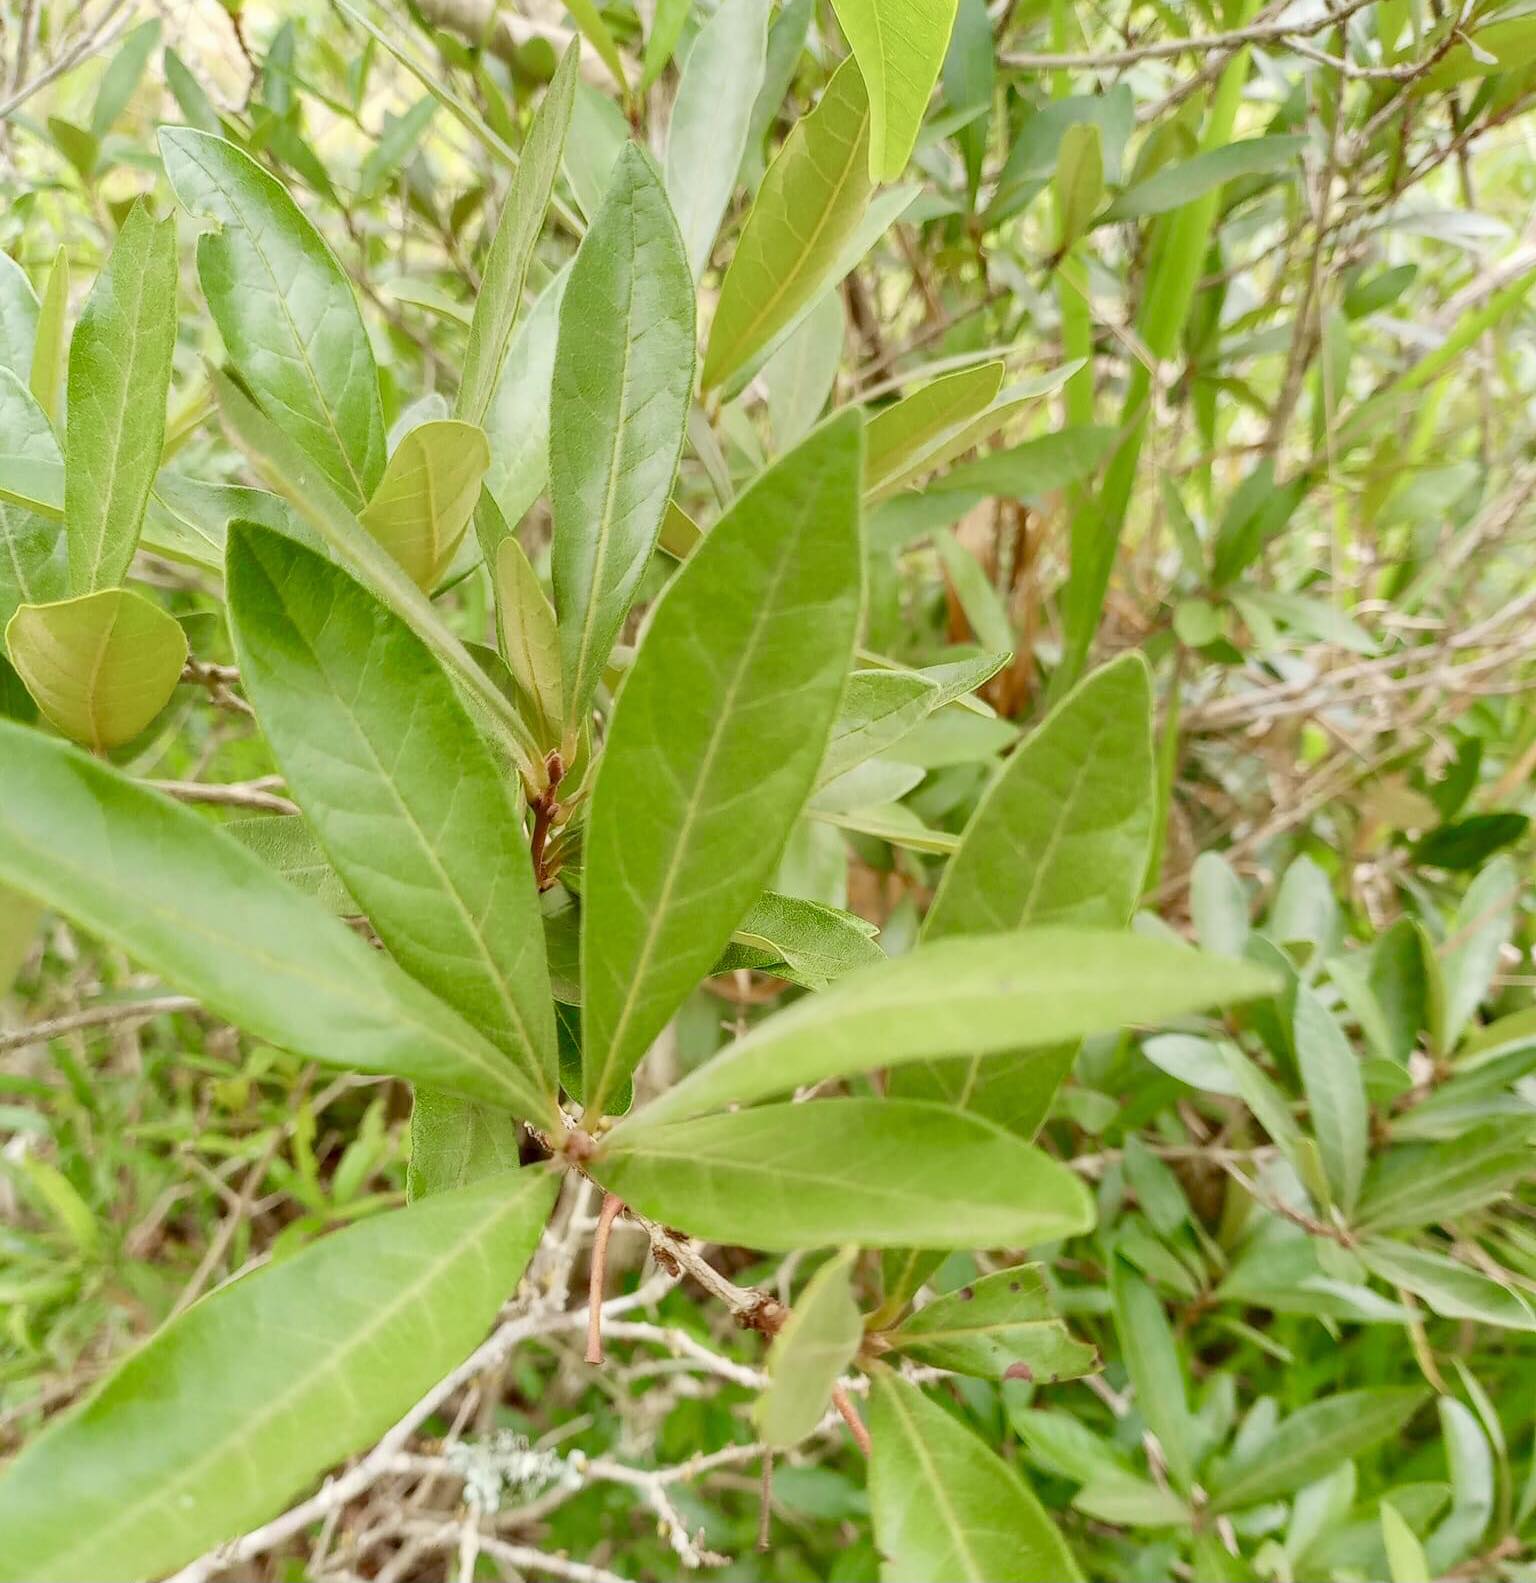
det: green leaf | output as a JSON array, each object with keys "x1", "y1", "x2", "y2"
[
  {"x1": 358, "y1": 420, "x2": 490, "y2": 589},
  {"x1": 457, "y1": 44, "x2": 578, "y2": 426},
  {"x1": 1053, "y1": 122, "x2": 1104, "y2": 249},
  {"x1": 755, "y1": 1247, "x2": 862, "y2": 1446},
  {"x1": 494, "y1": 534, "x2": 563, "y2": 748},
  {"x1": 1359, "y1": 1240, "x2": 1536, "y2": 1331},
  {"x1": 1381, "y1": 1500, "x2": 1431, "y2": 1583},
  {"x1": 0, "y1": 721, "x2": 552, "y2": 1118},
  {"x1": 1357, "y1": 1120, "x2": 1536, "y2": 1232},
  {"x1": 160, "y1": 128, "x2": 386, "y2": 507},
  {"x1": 225, "y1": 814, "x2": 357, "y2": 913},
  {"x1": 1442, "y1": 856, "x2": 1517, "y2": 1050},
  {"x1": 579, "y1": 413, "x2": 864, "y2": 1117},
  {"x1": 717, "y1": 889, "x2": 884, "y2": 989},
  {"x1": 869, "y1": 1374, "x2": 1083, "y2": 1582},
  {"x1": 702, "y1": 57, "x2": 875, "y2": 392},
  {"x1": 829, "y1": 0, "x2": 960, "y2": 181},
  {"x1": 407, "y1": 1091, "x2": 524, "y2": 1200},
  {"x1": 0, "y1": 251, "x2": 39, "y2": 381},
  {"x1": 930, "y1": 424, "x2": 1116, "y2": 499},
  {"x1": 0, "y1": 370, "x2": 67, "y2": 627},
  {"x1": 819, "y1": 669, "x2": 938, "y2": 783},
  {"x1": 863, "y1": 362, "x2": 1004, "y2": 497},
  {"x1": 1211, "y1": 1390, "x2": 1426, "y2": 1512},
  {"x1": 1111, "y1": 1259, "x2": 1196, "y2": 1491},
  {"x1": 885, "y1": 1264, "x2": 1097, "y2": 1383},
  {"x1": 64, "y1": 202, "x2": 177, "y2": 591},
  {"x1": 91, "y1": 19, "x2": 160, "y2": 137},
  {"x1": 764, "y1": 290, "x2": 846, "y2": 451},
  {"x1": 632, "y1": 928, "x2": 1277, "y2": 1129},
  {"x1": 593, "y1": 1098, "x2": 1095, "y2": 1250},
  {"x1": 1101, "y1": 136, "x2": 1306, "y2": 222},
  {"x1": 550, "y1": 143, "x2": 694, "y2": 724},
  {"x1": 0, "y1": 1169, "x2": 556, "y2": 1583},
  {"x1": 642, "y1": 0, "x2": 693, "y2": 89},
  {"x1": 1294, "y1": 985, "x2": 1369, "y2": 1216},
  {"x1": 564, "y1": 0, "x2": 629, "y2": 92},
  {"x1": 358, "y1": 95, "x2": 439, "y2": 200},
  {"x1": 29, "y1": 247, "x2": 68, "y2": 425},
  {"x1": 227, "y1": 523, "x2": 557, "y2": 1108},
  {"x1": 5, "y1": 588, "x2": 186, "y2": 751},
  {"x1": 666, "y1": 0, "x2": 771, "y2": 277},
  {"x1": 933, "y1": 530, "x2": 1012, "y2": 653}
]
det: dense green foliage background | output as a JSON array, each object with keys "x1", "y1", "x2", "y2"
[{"x1": 3, "y1": 0, "x2": 1536, "y2": 1579}]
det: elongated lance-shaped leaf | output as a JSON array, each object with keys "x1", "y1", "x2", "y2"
[
  {"x1": 0, "y1": 721, "x2": 557, "y2": 1122},
  {"x1": 358, "y1": 419, "x2": 490, "y2": 589},
  {"x1": 64, "y1": 200, "x2": 177, "y2": 592},
  {"x1": 702, "y1": 56, "x2": 875, "y2": 392},
  {"x1": 1111, "y1": 1259, "x2": 1196, "y2": 1491},
  {"x1": 227, "y1": 523, "x2": 558, "y2": 1107},
  {"x1": 580, "y1": 412, "x2": 865, "y2": 1118},
  {"x1": 210, "y1": 370, "x2": 543, "y2": 781},
  {"x1": 869, "y1": 1374, "x2": 1084, "y2": 1582},
  {"x1": 625, "y1": 928, "x2": 1277, "y2": 1130},
  {"x1": 6, "y1": 587, "x2": 186, "y2": 751},
  {"x1": 830, "y1": 0, "x2": 960, "y2": 181},
  {"x1": 755, "y1": 1247, "x2": 862, "y2": 1447},
  {"x1": 0, "y1": 369, "x2": 67, "y2": 626},
  {"x1": 550, "y1": 143, "x2": 694, "y2": 725},
  {"x1": 29, "y1": 247, "x2": 68, "y2": 424},
  {"x1": 0, "y1": 249, "x2": 40, "y2": 381},
  {"x1": 0, "y1": 1169, "x2": 557, "y2": 1583},
  {"x1": 863, "y1": 361, "x2": 1004, "y2": 496},
  {"x1": 665, "y1": 0, "x2": 771, "y2": 278},
  {"x1": 593, "y1": 1098, "x2": 1094, "y2": 1250},
  {"x1": 160, "y1": 127, "x2": 386, "y2": 507},
  {"x1": 457, "y1": 42, "x2": 579, "y2": 426},
  {"x1": 1294, "y1": 983, "x2": 1369, "y2": 1215}
]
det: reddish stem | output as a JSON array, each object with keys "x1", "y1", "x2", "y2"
[
  {"x1": 831, "y1": 1384, "x2": 872, "y2": 1456},
  {"x1": 584, "y1": 1192, "x2": 624, "y2": 1365}
]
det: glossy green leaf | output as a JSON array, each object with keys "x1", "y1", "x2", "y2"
[
  {"x1": 1294, "y1": 985, "x2": 1368, "y2": 1215},
  {"x1": 6, "y1": 588, "x2": 186, "y2": 751},
  {"x1": 755, "y1": 1247, "x2": 862, "y2": 1446},
  {"x1": 358, "y1": 420, "x2": 490, "y2": 589},
  {"x1": 0, "y1": 1169, "x2": 557, "y2": 1583},
  {"x1": 64, "y1": 202, "x2": 177, "y2": 591},
  {"x1": 1211, "y1": 1390, "x2": 1426, "y2": 1512},
  {"x1": 885, "y1": 1264, "x2": 1097, "y2": 1383},
  {"x1": 457, "y1": 44, "x2": 578, "y2": 426},
  {"x1": 0, "y1": 251, "x2": 39, "y2": 381},
  {"x1": 830, "y1": 0, "x2": 960, "y2": 181},
  {"x1": 494, "y1": 534, "x2": 563, "y2": 748},
  {"x1": 869, "y1": 1374, "x2": 1083, "y2": 1582},
  {"x1": 702, "y1": 57, "x2": 874, "y2": 392},
  {"x1": 635, "y1": 928, "x2": 1276, "y2": 1128},
  {"x1": 1101, "y1": 136, "x2": 1305, "y2": 222},
  {"x1": 29, "y1": 247, "x2": 68, "y2": 424},
  {"x1": 1111, "y1": 1260, "x2": 1195, "y2": 1491},
  {"x1": 580, "y1": 413, "x2": 864, "y2": 1117},
  {"x1": 595, "y1": 1098, "x2": 1094, "y2": 1250},
  {"x1": 550, "y1": 143, "x2": 694, "y2": 724},
  {"x1": 863, "y1": 362, "x2": 1004, "y2": 496},
  {"x1": 161, "y1": 128, "x2": 386, "y2": 506},
  {"x1": 0, "y1": 370, "x2": 67, "y2": 627},
  {"x1": 0, "y1": 721, "x2": 551, "y2": 1117},
  {"x1": 227, "y1": 523, "x2": 557, "y2": 1107},
  {"x1": 666, "y1": 0, "x2": 771, "y2": 277}
]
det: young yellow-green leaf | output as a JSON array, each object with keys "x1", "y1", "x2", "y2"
[
  {"x1": 227, "y1": 523, "x2": 557, "y2": 1107},
  {"x1": 1211, "y1": 1390, "x2": 1426, "y2": 1512},
  {"x1": 633, "y1": 928, "x2": 1276, "y2": 1128},
  {"x1": 1382, "y1": 1500, "x2": 1432, "y2": 1583},
  {"x1": 1294, "y1": 984, "x2": 1369, "y2": 1216},
  {"x1": 0, "y1": 250, "x2": 39, "y2": 380},
  {"x1": 407, "y1": 1090, "x2": 525, "y2": 1200},
  {"x1": 6, "y1": 588, "x2": 185, "y2": 751},
  {"x1": 494, "y1": 534, "x2": 563, "y2": 748},
  {"x1": 358, "y1": 419, "x2": 490, "y2": 590},
  {"x1": 1053, "y1": 121, "x2": 1104, "y2": 250},
  {"x1": 869, "y1": 1374, "x2": 1084, "y2": 1582},
  {"x1": 0, "y1": 1169, "x2": 557, "y2": 1583},
  {"x1": 702, "y1": 57, "x2": 875, "y2": 392},
  {"x1": 595, "y1": 1098, "x2": 1094, "y2": 1251},
  {"x1": 0, "y1": 370, "x2": 67, "y2": 626},
  {"x1": 564, "y1": 0, "x2": 629, "y2": 91},
  {"x1": 666, "y1": 0, "x2": 771, "y2": 278},
  {"x1": 580, "y1": 413, "x2": 864, "y2": 1118},
  {"x1": 29, "y1": 247, "x2": 68, "y2": 424},
  {"x1": 830, "y1": 0, "x2": 960, "y2": 181},
  {"x1": 885, "y1": 1265, "x2": 1097, "y2": 1383},
  {"x1": 550, "y1": 143, "x2": 694, "y2": 724},
  {"x1": 1111, "y1": 1259, "x2": 1196, "y2": 1492},
  {"x1": 457, "y1": 43, "x2": 578, "y2": 426},
  {"x1": 863, "y1": 362, "x2": 1004, "y2": 497},
  {"x1": 65, "y1": 206, "x2": 177, "y2": 594},
  {"x1": 161, "y1": 128, "x2": 386, "y2": 507},
  {"x1": 755, "y1": 1248, "x2": 863, "y2": 1446},
  {"x1": 0, "y1": 721, "x2": 551, "y2": 1118}
]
